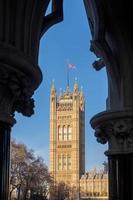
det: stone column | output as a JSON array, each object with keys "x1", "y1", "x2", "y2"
[
  {"x1": 0, "y1": 123, "x2": 11, "y2": 200},
  {"x1": 0, "y1": 1, "x2": 63, "y2": 199},
  {"x1": 84, "y1": 1, "x2": 133, "y2": 200},
  {"x1": 91, "y1": 111, "x2": 133, "y2": 200}
]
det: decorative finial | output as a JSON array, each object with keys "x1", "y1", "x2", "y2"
[
  {"x1": 51, "y1": 79, "x2": 56, "y2": 94},
  {"x1": 66, "y1": 85, "x2": 70, "y2": 94},
  {"x1": 59, "y1": 88, "x2": 63, "y2": 97},
  {"x1": 52, "y1": 79, "x2": 55, "y2": 88},
  {"x1": 80, "y1": 86, "x2": 84, "y2": 96},
  {"x1": 74, "y1": 77, "x2": 78, "y2": 94},
  {"x1": 75, "y1": 77, "x2": 78, "y2": 83},
  {"x1": 80, "y1": 86, "x2": 85, "y2": 111},
  {"x1": 94, "y1": 167, "x2": 97, "y2": 174}
]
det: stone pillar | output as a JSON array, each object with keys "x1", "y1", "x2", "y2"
[
  {"x1": 0, "y1": 1, "x2": 63, "y2": 199},
  {"x1": 0, "y1": 123, "x2": 11, "y2": 200},
  {"x1": 84, "y1": 1, "x2": 133, "y2": 199},
  {"x1": 91, "y1": 111, "x2": 133, "y2": 200}
]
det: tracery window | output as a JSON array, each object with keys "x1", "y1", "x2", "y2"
[
  {"x1": 58, "y1": 154, "x2": 72, "y2": 171},
  {"x1": 67, "y1": 125, "x2": 72, "y2": 140},
  {"x1": 63, "y1": 156, "x2": 67, "y2": 169},
  {"x1": 67, "y1": 155, "x2": 72, "y2": 170},
  {"x1": 58, "y1": 156, "x2": 62, "y2": 170},
  {"x1": 58, "y1": 126, "x2": 62, "y2": 141},
  {"x1": 63, "y1": 126, "x2": 67, "y2": 141}
]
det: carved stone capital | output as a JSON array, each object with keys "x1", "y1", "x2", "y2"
[
  {"x1": 0, "y1": 67, "x2": 35, "y2": 125},
  {"x1": 91, "y1": 110, "x2": 133, "y2": 155},
  {"x1": 0, "y1": 0, "x2": 64, "y2": 126}
]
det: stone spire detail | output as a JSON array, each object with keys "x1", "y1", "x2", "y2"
[
  {"x1": 80, "y1": 86, "x2": 85, "y2": 111},
  {"x1": 66, "y1": 85, "x2": 70, "y2": 95},
  {"x1": 80, "y1": 86, "x2": 84, "y2": 97},
  {"x1": 0, "y1": 1, "x2": 64, "y2": 199},
  {"x1": 73, "y1": 77, "x2": 79, "y2": 95},
  {"x1": 51, "y1": 79, "x2": 56, "y2": 90},
  {"x1": 51, "y1": 80, "x2": 56, "y2": 98},
  {"x1": 59, "y1": 88, "x2": 63, "y2": 98}
]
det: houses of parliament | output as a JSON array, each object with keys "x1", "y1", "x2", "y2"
[{"x1": 50, "y1": 80, "x2": 108, "y2": 199}]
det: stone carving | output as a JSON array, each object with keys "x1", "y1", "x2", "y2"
[
  {"x1": 0, "y1": 1, "x2": 64, "y2": 199},
  {"x1": 80, "y1": 90, "x2": 85, "y2": 111},
  {"x1": 84, "y1": 1, "x2": 133, "y2": 198},
  {"x1": 91, "y1": 111, "x2": 133, "y2": 154},
  {"x1": 95, "y1": 128, "x2": 107, "y2": 144},
  {"x1": 0, "y1": 67, "x2": 35, "y2": 125},
  {"x1": 0, "y1": 0, "x2": 63, "y2": 125},
  {"x1": 57, "y1": 103, "x2": 73, "y2": 111}
]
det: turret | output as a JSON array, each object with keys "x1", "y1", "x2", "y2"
[
  {"x1": 51, "y1": 80, "x2": 56, "y2": 101},
  {"x1": 73, "y1": 78, "x2": 79, "y2": 96},
  {"x1": 50, "y1": 80, "x2": 57, "y2": 177},
  {"x1": 66, "y1": 85, "x2": 70, "y2": 95},
  {"x1": 80, "y1": 86, "x2": 85, "y2": 111},
  {"x1": 59, "y1": 88, "x2": 63, "y2": 99}
]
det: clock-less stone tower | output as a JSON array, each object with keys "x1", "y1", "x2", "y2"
[{"x1": 50, "y1": 80, "x2": 85, "y2": 188}]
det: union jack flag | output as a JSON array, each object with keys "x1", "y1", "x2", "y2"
[{"x1": 68, "y1": 63, "x2": 76, "y2": 69}]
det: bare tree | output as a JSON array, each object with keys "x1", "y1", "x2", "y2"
[
  {"x1": 10, "y1": 140, "x2": 52, "y2": 200},
  {"x1": 49, "y1": 181, "x2": 72, "y2": 200}
]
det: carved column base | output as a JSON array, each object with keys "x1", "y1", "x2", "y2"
[
  {"x1": 91, "y1": 110, "x2": 133, "y2": 200},
  {"x1": 0, "y1": 122, "x2": 11, "y2": 200}
]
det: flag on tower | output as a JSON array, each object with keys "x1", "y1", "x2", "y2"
[{"x1": 68, "y1": 63, "x2": 76, "y2": 69}]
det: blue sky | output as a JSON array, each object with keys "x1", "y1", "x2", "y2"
[{"x1": 12, "y1": 0, "x2": 108, "y2": 171}]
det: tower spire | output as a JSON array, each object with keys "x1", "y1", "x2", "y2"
[
  {"x1": 73, "y1": 77, "x2": 78, "y2": 94},
  {"x1": 59, "y1": 88, "x2": 63, "y2": 98},
  {"x1": 80, "y1": 86, "x2": 84, "y2": 97},
  {"x1": 67, "y1": 62, "x2": 69, "y2": 88},
  {"x1": 51, "y1": 79, "x2": 55, "y2": 90},
  {"x1": 51, "y1": 80, "x2": 56, "y2": 97},
  {"x1": 80, "y1": 86, "x2": 85, "y2": 111}
]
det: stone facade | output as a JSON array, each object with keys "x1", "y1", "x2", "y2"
[
  {"x1": 49, "y1": 81, "x2": 108, "y2": 199},
  {"x1": 50, "y1": 80, "x2": 85, "y2": 188},
  {"x1": 80, "y1": 170, "x2": 108, "y2": 199}
]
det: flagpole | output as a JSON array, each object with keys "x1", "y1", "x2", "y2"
[
  {"x1": 66, "y1": 60, "x2": 76, "y2": 88},
  {"x1": 66, "y1": 60, "x2": 69, "y2": 87},
  {"x1": 67, "y1": 66, "x2": 69, "y2": 87}
]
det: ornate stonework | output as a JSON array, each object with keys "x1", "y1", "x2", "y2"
[
  {"x1": 91, "y1": 111, "x2": 133, "y2": 155},
  {"x1": 0, "y1": 67, "x2": 35, "y2": 125},
  {"x1": 80, "y1": 170, "x2": 108, "y2": 198},
  {"x1": 84, "y1": 1, "x2": 133, "y2": 199},
  {"x1": 50, "y1": 81, "x2": 108, "y2": 199},
  {"x1": 50, "y1": 82, "x2": 85, "y2": 189},
  {"x1": 0, "y1": 0, "x2": 63, "y2": 125},
  {"x1": 0, "y1": 1, "x2": 64, "y2": 199}
]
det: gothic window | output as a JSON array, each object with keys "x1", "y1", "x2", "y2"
[
  {"x1": 58, "y1": 126, "x2": 62, "y2": 141},
  {"x1": 67, "y1": 155, "x2": 72, "y2": 170},
  {"x1": 62, "y1": 156, "x2": 67, "y2": 169},
  {"x1": 68, "y1": 125, "x2": 72, "y2": 140},
  {"x1": 63, "y1": 126, "x2": 67, "y2": 141},
  {"x1": 58, "y1": 156, "x2": 62, "y2": 170}
]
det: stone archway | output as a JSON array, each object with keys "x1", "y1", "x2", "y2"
[{"x1": 0, "y1": 1, "x2": 63, "y2": 199}]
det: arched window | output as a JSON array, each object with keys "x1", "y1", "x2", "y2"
[
  {"x1": 63, "y1": 155, "x2": 67, "y2": 169},
  {"x1": 67, "y1": 155, "x2": 72, "y2": 170},
  {"x1": 63, "y1": 126, "x2": 67, "y2": 141},
  {"x1": 58, "y1": 155, "x2": 62, "y2": 170},
  {"x1": 58, "y1": 126, "x2": 62, "y2": 141},
  {"x1": 68, "y1": 125, "x2": 72, "y2": 140}
]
